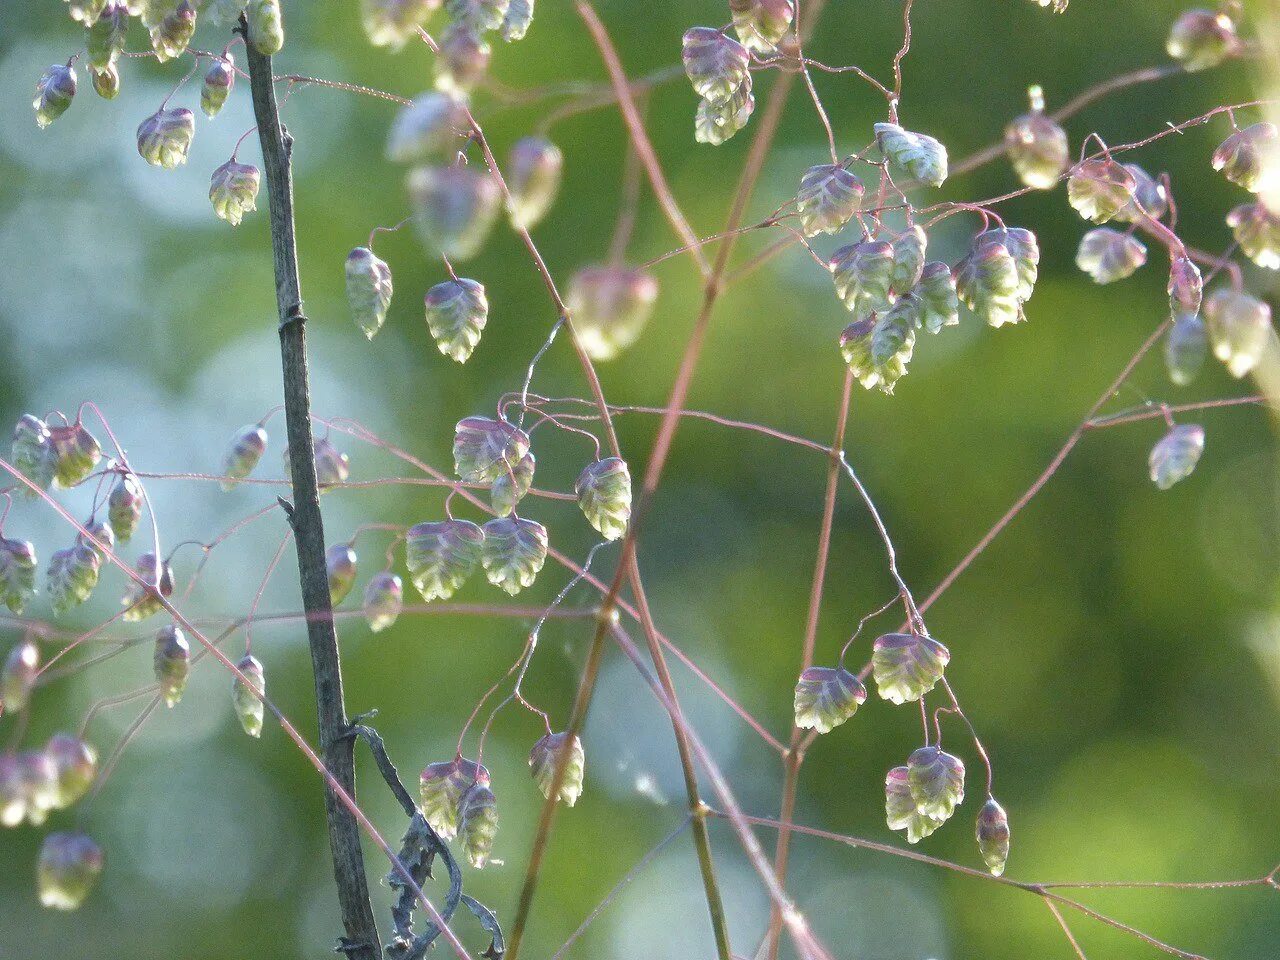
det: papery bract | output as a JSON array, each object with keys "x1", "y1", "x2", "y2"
[
  {"x1": 885, "y1": 766, "x2": 943, "y2": 843},
  {"x1": 408, "y1": 165, "x2": 503, "y2": 261},
  {"x1": 434, "y1": 23, "x2": 491, "y2": 95},
  {"x1": 326, "y1": 543, "x2": 358, "y2": 605},
  {"x1": 490, "y1": 452, "x2": 535, "y2": 517},
  {"x1": 120, "y1": 553, "x2": 175, "y2": 622},
  {"x1": 575, "y1": 457, "x2": 632, "y2": 541},
  {"x1": 872, "y1": 632, "x2": 950, "y2": 704},
  {"x1": 453, "y1": 416, "x2": 530, "y2": 484},
  {"x1": 481, "y1": 516, "x2": 547, "y2": 595},
  {"x1": 34, "y1": 63, "x2": 77, "y2": 129},
  {"x1": 363, "y1": 572, "x2": 403, "y2": 632},
  {"x1": 875, "y1": 122, "x2": 948, "y2": 187},
  {"x1": 232, "y1": 654, "x2": 266, "y2": 737},
  {"x1": 507, "y1": 136, "x2": 563, "y2": 230},
  {"x1": 386, "y1": 92, "x2": 470, "y2": 164},
  {"x1": 149, "y1": 0, "x2": 195, "y2": 62},
  {"x1": 108, "y1": 472, "x2": 143, "y2": 542},
  {"x1": 907, "y1": 746, "x2": 965, "y2": 821},
  {"x1": 0, "y1": 539, "x2": 38, "y2": 615},
  {"x1": 1149, "y1": 424, "x2": 1205, "y2": 490},
  {"x1": 209, "y1": 161, "x2": 261, "y2": 226},
  {"x1": 1067, "y1": 158, "x2": 1134, "y2": 224},
  {"x1": 1167, "y1": 7, "x2": 1238, "y2": 71},
  {"x1": 729, "y1": 0, "x2": 794, "y2": 53},
  {"x1": 1203, "y1": 288, "x2": 1273, "y2": 377},
  {"x1": 247, "y1": 0, "x2": 285, "y2": 55},
  {"x1": 566, "y1": 265, "x2": 659, "y2": 361},
  {"x1": 420, "y1": 757, "x2": 486, "y2": 839},
  {"x1": 45, "y1": 733, "x2": 97, "y2": 810},
  {"x1": 425, "y1": 277, "x2": 488, "y2": 362},
  {"x1": 37, "y1": 832, "x2": 103, "y2": 911},
  {"x1": 793, "y1": 666, "x2": 867, "y2": 734},
  {"x1": 795, "y1": 164, "x2": 864, "y2": 237},
  {"x1": 1076, "y1": 228, "x2": 1147, "y2": 284},
  {"x1": 201, "y1": 56, "x2": 235, "y2": 117},
  {"x1": 1227, "y1": 202, "x2": 1280, "y2": 269},
  {"x1": 137, "y1": 108, "x2": 195, "y2": 169},
  {"x1": 153, "y1": 623, "x2": 191, "y2": 708},
  {"x1": 1, "y1": 640, "x2": 39, "y2": 714},
  {"x1": 529, "y1": 731, "x2": 585, "y2": 806},
  {"x1": 916, "y1": 262, "x2": 959, "y2": 333},
  {"x1": 405, "y1": 519, "x2": 484, "y2": 601},
  {"x1": 220, "y1": 424, "x2": 268, "y2": 490},
  {"x1": 976, "y1": 797, "x2": 1011, "y2": 876},
  {"x1": 830, "y1": 240, "x2": 894, "y2": 316},
  {"x1": 458, "y1": 778, "x2": 498, "y2": 868},
  {"x1": 1005, "y1": 86, "x2": 1068, "y2": 190},
  {"x1": 345, "y1": 247, "x2": 394, "y2": 340},
  {"x1": 1165, "y1": 313, "x2": 1208, "y2": 386},
  {"x1": 1213, "y1": 122, "x2": 1280, "y2": 193}
]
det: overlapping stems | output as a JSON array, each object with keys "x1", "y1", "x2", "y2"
[{"x1": 9, "y1": 2, "x2": 1280, "y2": 960}]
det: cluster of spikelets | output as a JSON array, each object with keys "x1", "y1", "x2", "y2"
[
  {"x1": 34, "y1": 2, "x2": 286, "y2": 227},
  {"x1": 791, "y1": 631, "x2": 1008, "y2": 876},
  {"x1": 416, "y1": 730, "x2": 583, "y2": 870}
]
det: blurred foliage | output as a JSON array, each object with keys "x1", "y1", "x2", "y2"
[{"x1": 1, "y1": 1, "x2": 1278, "y2": 958}]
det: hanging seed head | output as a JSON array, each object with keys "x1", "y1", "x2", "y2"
[
  {"x1": 435, "y1": 23, "x2": 491, "y2": 96},
  {"x1": 1076, "y1": 228, "x2": 1147, "y2": 284},
  {"x1": 795, "y1": 164, "x2": 864, "y2": 237},
  {"x1": 361, "y1": 0, "x2": 440, "y2": 48},
  {"x1": 839, "y1": 305, "x2": 917, "y2": 395},
  {"x1": 445, "y1": 0, "x2": 511, "y2": 33},
  {"x1": 1203, "y1": 288, "x2": 1273, "y2": 378},
  {"x1": 507, "y1": 136, "x2": 563, "y2": 230},
  {"x1": 978, "y1": 227, "x2": 1040, "y2": 303},
  {"x1": 1213, "y1": 122, "x2": 1280, "y2": 194},
  {"x1": 491, "y1": 452, "x2": 535, "y2": 517},
  {"x1": 1149, "y1": 424, "x2": 1205, "y2": 490},
  {"x1": 419, "y1": 757, "x2": 486, "y2": 839},
  {"x1": 1067, "y1": 158, "x2": 1135, "y2": 224},
  {"x1": 1167, "y1": 256, "x2": 1203, "y2": 319},
  {"x1": 729, "y1": 0, "x2": 795, "y2": 53},
  {"x1": 458, "y1": 777, "x2": 498, "y2": 868},
  {"x1": 1112, "y1": 164, "x2": 1169, "y2": 225},
  {"x1": 408, "y1": 165, "x2": 503, "y2": 261},
  {"x1": 916, "y1": 262, "x2": 959, "y2": 333},
  {"x1": 386, "y1": 92, "x2": 471, "y2": 164},
  {"x1": 885, "y1": 765, "x2": 944, "y2": 843},
  {"x1": 500, "y1": 0, "x2": 534, "y2": 41},
  {"x1": 12, "y1": 415, "x2": 55, "y2": 496},
  {"x1": 325, "y1": 543, "x2": 358, "y2": 606},
  {"x1": 566, "y1": 265, "x2": 659, "y2": 360},
  {"x1": 107, "y1": 473, "x2": 143, "y2": 543},
  {"x1": 1226, "y1": 201, "x2": 1280, "y2": 269},
  {"x1": 425, "y1": 277, "x2": 488, "y2": 362},
  {"x1": 1028, "y1": 0, "x2": 1069, "y2": 11},
  {"x1": 137, "y1": 107, "x2": 195, "y2": 169},
  {"x1": 694, "y1": 83, "x2": 755, "y2": 145},
  {"x1": 201, "y1": 57, "x2": 235, "y2": 118},
  {"x1": 362, "y1": 572, "x2": 403, "y2": 633},
  {"x1": 1167, "y1": 7, "x2": 1238, "y2": 71},
  {"x1": 0, "y1": 754, "x2": 25, "y2": 826},
  {"x1": 45, "y1": 733, "x2": 97, "y2": 809},
  {"x1": 872, "y1": 632, "x2": 950, "y2": 704},
  {"x1": 976, "y1": 797, "x2": 1011, "y2": 876},
  {"x1": 907, "y1": 746, "x2": 966, "y2": 821},
  {"x1": 683, "y1": 27, "x2": 750, "y2": 101},
  {"x1": 453, "y1": 416, "x2": 531, "y2": 484},
  {"x1": 0, "y1": 539, "x2": 38, "y2": 615},
  {"x1": 246, "y1": 0, "x2": 285, "y2": 55},
  {"x1": 220, "y1": 423, "x2": 268, "y2": 491},
  {"x1": 405, "y1": 519, "x2": 484, "y2": 601},
  {"x1": 87, "y1": 4, "x2": 129, "y2": 70},
  {"x1": 47, "y1": 543, "x2": 102, "y2": 615},
  {"x1": 152, "y1": 623, "x2": 190, "y2": 708},
  {"x1": 575, "y1": 457, "x2": 632, "y2": 541},
  {"x1": 91, "y1": 65, "x2": 120, "y2": 100},
  {"x1": 33, "y1": 64, "x2": 77, "y2": 130},
  {"x1": 875, "y1": 122, "x2": 949, "y2": 188},
  {"x1": 20, "y1": 749, "x2": 59, "y2": 825},
  {"x1": 206, "y1": 0, "x2": 250, "y2": 25},
  {"x1": 955, "y1": 239, "x2": 1023, "y2": 328},
  {"x1": 793, "y1": 665, "x2": 867, "y2": 734},
  {"x1": 120, "y1": 552, "x2": 175, "y2": 622},
  {"x1": 1165, "y1": 313, "x2": 1208, "y2": 386},
  {"x1": 78, "y1": 518, "x2": 114, "y2": 565},
  {"x1": 1005, "y1": 87, "x2": 1069, "y2": 190},
  {"x1": 345, "y1": 247, "x2": 394, "y2": 340},
  {"x1": 209, "y1": 161, "x2": 261, "y2": 227},
  {"x1": 45, "y1": 423, "x2": 102, "y2": 489},
  {"x1": 67, "y1": 0, "x2": 110, "y2": 24},
  {"x1": 830, "y1": 240, "x2": 895, "y2": 316},
  {"x1": 232, "y1": 654, "x2": 266, "y2": 737},
  {"x1": 283, "y1": 436, "x2": 352, "y2": 488},
  {"x1": 1, "y1": 640, "x2": 39, "y2": 714},
  {"x1": 529, "y1": 731, "x2": 585, "y2": 806},
  {"x1": 481, "y1": 516, "x2": 547, "y2": 595},
  {"x1": 890, "y1": 226, "x2": 928, "y2": 298},
  {"x1": 37, "y1": 831, "x2": 104, "y2": 911},
  {"x1": 149, "y1": 0, "x2": 196, "y2": 62}
]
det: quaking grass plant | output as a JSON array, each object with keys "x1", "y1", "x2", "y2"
[{"x1": 3, "y1": 1, "x2": 1279, "y2": 958}]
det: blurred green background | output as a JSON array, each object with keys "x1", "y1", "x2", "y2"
[{"x1": 1, "y1": 1, "x2": 1279, "y2": 958}]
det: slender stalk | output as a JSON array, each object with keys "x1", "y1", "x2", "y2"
[
  {"x1": 764, "y1": 367, "x2": 854, "y2": 959},
  {"x1": 242, "y1": 28, "x2": 381, "y2": 960}
]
